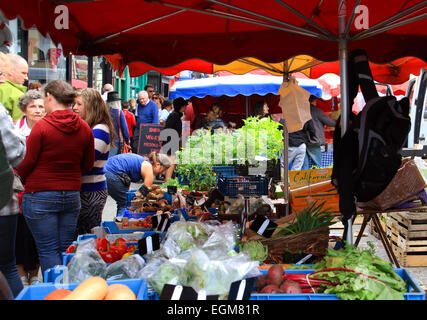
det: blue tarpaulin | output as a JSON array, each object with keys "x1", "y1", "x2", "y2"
[{"x1": 169, "y1": 74, "x2": 323, "y2": 99}]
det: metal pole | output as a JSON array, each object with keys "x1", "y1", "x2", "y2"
[
  {"x1": 283, "y1": 119, "x2": 289, "y2": 216},
  {"x1": 87, "y1": 56, "x2": 93, "y2": 88},
  {"x1": 282, "y1": 63, "x2": 289, "y2": 216},
  {"x1": 338, "y1": 0, "x2": 353, "y2": 245}
]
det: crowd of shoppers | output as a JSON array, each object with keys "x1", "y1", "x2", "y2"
[{"x1": 0, "y1": 49, "x2": 337, "y2": 299}]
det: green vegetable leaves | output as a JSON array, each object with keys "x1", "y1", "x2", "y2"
[
  {"x1": 240, "y1": 241, "x2": 268, "y2": 263},
  {"x1": 312, "y1": 243, "x2": 407, "y2": 300},
  {"x1": 273, "y1": 201, "x2": 335, "y2": 237}
]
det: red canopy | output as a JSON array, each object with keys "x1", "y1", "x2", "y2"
[
  {"x1": 2, "y1": 1, "x2": 426, "y2": 67},
  {"x1": 107, "y1": 55, "x2": 426, "y2": 85}
]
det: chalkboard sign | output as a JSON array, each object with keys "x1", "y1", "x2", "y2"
[{"x1": 137, "y1": 124, "x2": 163, "y2": 156}]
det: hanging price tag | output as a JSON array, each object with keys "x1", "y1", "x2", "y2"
[
  {"x1": 249, "y1": 215, "x2": 278, "y2": 238},
  {"x1": 160, "y1": 284, "x2": 219, "y2": 300},
  {"x1": 228, "y1": 278, "x2": 256, "y2": 300},
  {"x1": 186, "y1": 194, "x2": 195, "y2": 207},
  {"x1": 137, "y1": 233, "x2": 161, "y2": 256},
  {"x1": 152, "y1": 214, "x2": 171, "y2": 232}
]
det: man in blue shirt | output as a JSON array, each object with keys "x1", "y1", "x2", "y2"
[{"x1": 136, "y1": 90, "x2": 159, "y2": 127}]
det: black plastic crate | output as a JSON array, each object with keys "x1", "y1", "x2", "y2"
[
  {"x1": 266, "y1": 159, "x2": 281, "y2": 182},
  {"x1": 234, "y1": 163, "x2": 249, "y2": 176},
  {"x1": 235, "y1": 160, "x2": 281, "y2": 182},
  {"x1": 217, "y1": 176, "x2": 269, "y2": 196}
]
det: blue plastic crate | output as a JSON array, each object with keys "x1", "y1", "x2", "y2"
[
  {"x1": 77, "y1": 234, "x2": 97, "y2": 242},
  {"x1": 15, "y1": 278, "x2": 149, "y2": 300},
  {"x1": 163, "y1": 192, "x2": 172, "y2": 205},
  {"x1": 250, "y1": 268, "x2": 425, "y2": 300},
  {"x1": 102, "y1": 220, "x2": 153, "y2": 234},
  {"x1": 308, "y1": 152, "x2": 334, "y2": 169},
  {"x1": 126, "y1": 190, "x2": 137, "y2": 207},
  {"x1": 213, "y1": 165, "x2": 236, "y2": 179},
  {"x1": 217, "y1": 175, "x2": 269, "y2": 196},
  {"x1": 121, "y1": 208, "x2": 157, "y2": 220}
]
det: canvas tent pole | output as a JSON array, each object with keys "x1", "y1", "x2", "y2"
[{"x1": 338, "y1": 0, "x2": 353, "y2": 245}]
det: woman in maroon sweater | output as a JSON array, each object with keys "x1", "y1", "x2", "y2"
[{"x1": 17, "y1": 80, "x2": 95, "y2": 275}]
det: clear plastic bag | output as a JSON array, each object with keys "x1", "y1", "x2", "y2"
[
  {"x1": 202, "y1": 221, "x2": 238, "y2": 258},
  {"x1": 139, "y1": 220, "x2": 259, "y2": 298},
  {"x1": 105, "y1": 254, "x2": 146, "y2": 281},
  {"x1": 66, "y1": 239, "x2": 107, "y2": 283},
  {"x1": 139, "y1": 257, "x2": 183, "y2": 295},
  {"x1": 177, "y1": 248, "x2": 261, "y2": 299}
]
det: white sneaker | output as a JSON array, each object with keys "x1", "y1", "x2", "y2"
[{"x1": 20, "y1": 276, "x2": 29, "y2": 287}]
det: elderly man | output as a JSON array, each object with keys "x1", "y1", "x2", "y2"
[
  {"x1": 136, "y1": 90, "x2": 159, "y2": 126},
  {"x1": 101, "y1": 83, "x2": 114, "y2": 102},
  {"x1": 0, "y1": 54, "x2": 28, "y2": 122},
  {"x1": 132, "y1": 90, "x2": 159, "y2": 152}
]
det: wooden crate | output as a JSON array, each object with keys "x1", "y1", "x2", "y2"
[
  {"x1": 368, "y1": 213, "x2": 386, "y2": 240},
  {"x1": 386, "y1": 212, "x2": 427, "y2": 267},
  {"x1": 289, "y1": 180, "x2": 340, "y2": 215}
]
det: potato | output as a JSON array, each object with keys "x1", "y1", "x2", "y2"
[
  {"x1": 256, "y1": 274, "x2": 268, "y2": 292},
  {"x1": 266, "y1": 265, "x2": 284, "y2": 286},
  {"x1": 261, "y1": 285, "x2": 282, "y2": 294},
  {"x1": 280, "y1": 280, "x2": 302, "y2": 294}
]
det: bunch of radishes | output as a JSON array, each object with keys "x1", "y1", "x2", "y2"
[{"x1": 256, "y1": 265, "x2": 302, "y2": 294}]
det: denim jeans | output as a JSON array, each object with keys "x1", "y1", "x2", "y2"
[
  {"x1": 21, "y1": 191, "x2": 81, "y2": 276},
  {"x1": 109, "y1": 146, "x2": 119, "y2": 158},
  {"x1": 302, "y1": 145, "x2": 322, "y2": 170},
  {"x1": 105, "y1": 170, "x2": 129, "y2": 216},
  {"x1": 288, "y1": 143, "x2": 306, "y2": 171},
  {"x1": 0, "y1": 215, "x2": 23, "y2": 298}
]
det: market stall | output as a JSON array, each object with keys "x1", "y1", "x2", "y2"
[
  {"x1": 169, "y1": 72, "x2": 325, "y2": 127},
  {"x1": 2, "y1": 0, "x2": 427, "y2": 301}
]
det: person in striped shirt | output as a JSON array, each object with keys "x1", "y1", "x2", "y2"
[{"x1": 73, "y1": 88, "x2": 116, "y2": 235}]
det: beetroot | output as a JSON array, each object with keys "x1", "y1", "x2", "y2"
[
  {"x1": 280, "y1": 280, "x2": 302, "y2": 294},
  {"x1": 261, "y1": 285, "x2": 283, "y2": 294},
  {"x1": 266, "y1": 265, "x2": 284, "y2": 286},
  {"x1": 256, "y1": 274, "x2": 268, "y2": 292}
]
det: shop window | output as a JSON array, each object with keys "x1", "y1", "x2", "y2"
[
  {"x1": 72, "y1": 55, "x2": 88, "y2": 88},
  {"x1": 27, "y1": 28, "x2": 66, "y2": 84}
]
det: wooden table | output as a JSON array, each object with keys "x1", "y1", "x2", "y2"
[{"x1": 354, "y1": 204, "x2": 427, "y2": 268}]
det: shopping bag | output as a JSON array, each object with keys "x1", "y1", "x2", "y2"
[{"x1": 278, "y1": 76, "x2": 311, "y2": 133}]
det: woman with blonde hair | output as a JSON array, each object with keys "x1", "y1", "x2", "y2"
[{"x1": 73, "y1": 88, "x2": 115, "y2": 235}]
